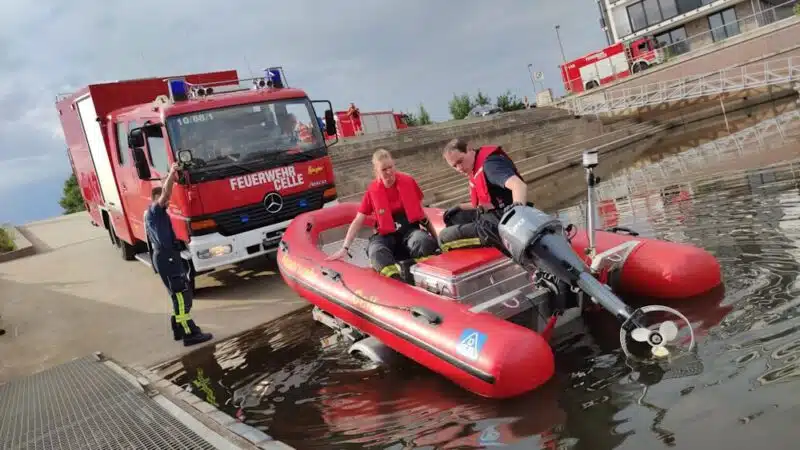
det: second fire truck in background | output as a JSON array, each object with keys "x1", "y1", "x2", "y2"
[{"x1": 560, "y1": 36, "x2": 665, "y2": 94}]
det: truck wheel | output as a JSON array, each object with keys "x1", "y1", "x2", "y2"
[
  {"x1": 110, "y1": 225, "x2": 136, "y2": 261},
  {"x1": 119, "y1": 239, "x2": 136, "y2": 261}
]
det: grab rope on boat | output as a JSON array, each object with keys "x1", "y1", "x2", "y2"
[{"x1": 287, "y1": 251, "x2": 416, "y2": 314}]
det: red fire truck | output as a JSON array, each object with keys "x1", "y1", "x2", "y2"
[
  {"x1": 56, "y1": 67, "x2": 340, "y2": 291},
  {"x1": 560, "y1": 37, "x2": 665, "y2": 94},
  {"x1": 333, "y1": 110, "x2": 409, "y2": 138}
]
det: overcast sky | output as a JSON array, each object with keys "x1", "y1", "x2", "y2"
[{"x1": 0, "y1": 0, "x2": 605, "y2": 225}]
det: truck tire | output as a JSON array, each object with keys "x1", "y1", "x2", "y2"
[
  {"x1": 110, "y1": 224, "x2": 136, "y2": 261},
  {"x1": 119, "y1": 238, "x2": 136, "y2": 261}
]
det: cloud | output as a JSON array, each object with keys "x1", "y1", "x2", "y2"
[{"x1": 0, "y1": 0, "x2": 606, "y2": 223}]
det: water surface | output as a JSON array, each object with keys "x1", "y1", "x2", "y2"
[{"x1": 155, "y1": 150, "x2": 800, "y2": 450}]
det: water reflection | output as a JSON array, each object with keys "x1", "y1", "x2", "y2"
[{"x1": 155, "y1": 161, "x2": 800, "y2": 449}]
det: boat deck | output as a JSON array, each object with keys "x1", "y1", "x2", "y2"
[{"x1": 0, "y1": 353, "x2": 291, "y2": 450}]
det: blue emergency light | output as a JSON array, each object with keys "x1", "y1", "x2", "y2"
[
  {"x1": 168, "y1": 79, "x2": 189, "y2": 102},
  {"x1": 264, "y1": 68, "x2": 284, "y2": 88}
]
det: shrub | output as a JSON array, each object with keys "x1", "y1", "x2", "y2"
[{"x1": 0, "y1": 227, "x2": 15, "y2": 253}]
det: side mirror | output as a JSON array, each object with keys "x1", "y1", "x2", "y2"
[
  {"x1": 132, "y1": 147, "x2": 152, "y2": 180},
  {"x1": 178, "y1": 149, "x2": 193, "y2": 164},
  {"x1": 311, "y1": 99, "x2": 338, "y2": 145},
  {"x1": 324, "y1": 109, "x2": 336, "y2": 136},
  {"x1": 128, "y1": 128, "x2": 145, "y2": 149}
]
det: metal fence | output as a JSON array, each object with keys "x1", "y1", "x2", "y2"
[
  {"x1": 595, "y1": 108, "x2": 800, "y2": 199},
  {"x1": 564, "y1": 56, "x2": 799, "y2": 115}
]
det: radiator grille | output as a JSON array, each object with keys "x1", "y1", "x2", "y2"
[{"x1": 210, "y1": 187, "x2": 328, "y2": 236}]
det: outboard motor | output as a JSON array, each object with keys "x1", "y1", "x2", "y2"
[
  {"x1": 498, "y1": 206, "x2": 633, "y2": 321},
  {"x1": 497, "y1": 150, "x2": 696, "y2": 362}
]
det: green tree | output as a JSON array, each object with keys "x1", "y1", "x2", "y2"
[
  {"x1": 416, "y1": 104, "x2": 432, "y2": 125},
  {"x1": 474, "y1": 90, "x2": 491, "y2": 106},
  {"x1": 495, "y1": 90, "x2": 527, "y2": 112},
  {"x1": 449, "y1": 93, "x2": 475, "y2": 120},
  {"x1": 59, "y1": 173, "x2": 86, "y2": 214},
  {"x1": 449, "y1": 90, "x2": 494, "y2": 120},
  {"x1": 404, "y1": 103, "x2": 434, "y2": 127},
  {"x1": 404, "y1": 111, "x2": 419, "y2": 126}
]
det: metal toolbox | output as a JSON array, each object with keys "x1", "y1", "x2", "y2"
[{"x1": 410, "y1": 256, "x2": 530, "y2": 301}]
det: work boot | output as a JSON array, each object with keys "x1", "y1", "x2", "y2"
[
  {"x1": 183, "y1": 331, "x2": 214, "y2": 347},
  {"x1": 171, "y1": 316, "x2": 184, "y2": 341},
  {"x1": 183, "y1": 319, "x2": 213, "y2": 347}
]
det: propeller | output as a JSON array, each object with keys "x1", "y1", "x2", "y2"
[
  {"x1": 619, "y1": 305, "x2": 696, "y2": 362},
  {"x1": 631, "y1": 320, "x2": 679, "y2": 358}
]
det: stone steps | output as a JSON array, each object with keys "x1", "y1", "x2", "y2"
[
  {"x1": 329, "y1": 107, "x2": 572, "y2": 164},
  {"x1": 334, "y1": 118, "x2": 651, "y2": 204},
  {"x1": 334, "y1": 117, "x2": 635, "y2": 197},
  {"x1": 427, "y1": 121, "x2": 671, "y2": 208}
]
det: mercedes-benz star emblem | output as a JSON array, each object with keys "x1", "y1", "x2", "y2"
[{"x1": 263, "y1": 192, "x2": 284, "y2": 213}]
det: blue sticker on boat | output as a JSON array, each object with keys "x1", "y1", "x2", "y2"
[{"x1": 456, "y1": 328, "x2": 487, "y2": 361}]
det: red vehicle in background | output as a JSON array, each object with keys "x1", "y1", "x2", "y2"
[
  {"x1": 560, "y1": 36, "x2": 665, "y2": 94},
  {"x1": 324, "y1": 110, "x2": 408, "y2": 140},
  {"x1": 56, "y1": 67, "x2": 340, "y2": 291}
]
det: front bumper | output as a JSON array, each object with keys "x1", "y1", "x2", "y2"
[{"x1": 183, "y1": 199, "x2": 339, "y2": 272}]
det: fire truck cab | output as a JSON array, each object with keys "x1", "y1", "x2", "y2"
[
  {"x1": 561, "y1": 36, "x2": 664, "y2": 94},
  {"x1": 56, "y1": 67, "x2": 340, "y2": 292}
]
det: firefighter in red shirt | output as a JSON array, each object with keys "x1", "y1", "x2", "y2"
[
  {"x1": 347, "y1": 102, "x2": 363, "y2": 135},
  {"x1": 438, "y1": 138, "x2": 530, "y2": 253},
  {"x1": 327, "y1": 149, "x2": 439, "y2": 281}
]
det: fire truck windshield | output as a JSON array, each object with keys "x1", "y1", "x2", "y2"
[{"x1": 165, "y1": 98, "x2": 325, "y2": 172}]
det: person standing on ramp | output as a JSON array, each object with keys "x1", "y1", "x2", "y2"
[{"x1": 145, "y1": 163, "x2": 213, "y2": 347}]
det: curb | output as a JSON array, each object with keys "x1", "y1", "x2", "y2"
[
  {"x1": 0, "y1": 225, "x2": 36, "y2": 263},
  {"x1": 109, "y1": 356, "x2": 296, "y2": 450}
]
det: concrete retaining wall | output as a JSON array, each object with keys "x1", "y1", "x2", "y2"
[{"x1": 0, "y1": 226, "x2": 35, "y2": 263}]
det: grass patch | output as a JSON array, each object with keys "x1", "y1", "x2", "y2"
[{"x1": 0, "y1": 227, "x2": 16, "y2": 253}]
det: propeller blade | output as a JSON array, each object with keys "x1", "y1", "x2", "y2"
[
  {"x1": 631, "y1": 327, "x2": 651, "y2": 342},
  {"x1": 652, "y1": 345, "x2": 670, "y2": 358},
  {"x1": 659, "y1": 321, "x2": 679, "y2": 342}
]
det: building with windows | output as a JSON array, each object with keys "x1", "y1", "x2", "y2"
[{"x1": 599, "y1": 0, "x2": 796, "y2": 56}]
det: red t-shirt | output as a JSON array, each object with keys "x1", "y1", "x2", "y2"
[{"x1": 359, "y1": 178, "x2": 424, "y2": 216}]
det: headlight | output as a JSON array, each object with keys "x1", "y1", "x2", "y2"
[{"x1": 197, "y1": 245, "x2": 233, "y2": 259}]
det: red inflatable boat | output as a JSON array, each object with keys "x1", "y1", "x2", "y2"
[{"x1": 277, "y1": 201, "x2": 722, "y2": 399}]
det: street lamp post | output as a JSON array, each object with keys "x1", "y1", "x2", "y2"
[
  {"x1": 526, "y1": 64, "x2": 539, "y2": 97},
  {"x1": 555, "y1": 24, "x2": 570, "y2": 94},
  {"x1": 555, "y1": 25, "x2": 567, "y2": 67}
]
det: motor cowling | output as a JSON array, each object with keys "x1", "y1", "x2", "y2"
[{"x1": 498, "y1": 205, "x2": 590, "y2": 285}]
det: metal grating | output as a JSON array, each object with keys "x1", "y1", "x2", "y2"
[{"x1": 0, "y1": 355, "x2": 218, "y2": 450}]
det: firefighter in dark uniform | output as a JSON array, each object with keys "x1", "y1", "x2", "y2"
[
  {"x1": 145, "y1": 162, "x2": 213, "y2": 347},
  {"x1": 438, "y1": 138, "x2": 530, "y2": 253},
  {"x1": 327, "y1": 149, "x2": 439, "y2": 281}
]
